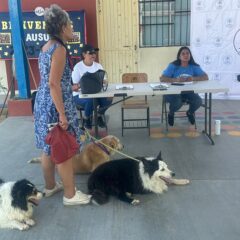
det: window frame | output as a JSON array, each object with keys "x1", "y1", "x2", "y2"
[{"x1": 139, "y1": 0, "x2": 191, "y2": 47}]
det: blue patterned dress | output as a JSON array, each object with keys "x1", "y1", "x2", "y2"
[{"x1": 34, "y1": 43, "x2": 81, "y2": 155}]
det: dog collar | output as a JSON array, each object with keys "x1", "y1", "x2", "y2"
[{"x1": 91, "y1": 139, "x2": 110, "y2": 156}]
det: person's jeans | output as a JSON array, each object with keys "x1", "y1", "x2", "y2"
[
  {"x1": 164, "y1": 93, "x2": 202, "y2": 115},
  {"x1": 73, "y1": 95, "x2": 112, "y2": 118}
]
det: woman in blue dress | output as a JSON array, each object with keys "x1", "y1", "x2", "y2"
[
  {"x1": 160, "y1": 46, "x2": 209, "y2": 126},
  {"x1": 34, "y1": 4, "x2": 90, "y2": 206}
]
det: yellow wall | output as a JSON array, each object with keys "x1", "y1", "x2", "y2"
[{"x1": 138, "y1": 47, "x2": 179, "y2": 82}]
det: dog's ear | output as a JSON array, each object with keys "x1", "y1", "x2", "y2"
[
  {"x1": 110, "y1": 137, "x2": 117, "y2": 148},
  {"x1": 138, "y1": 158, "x2": 149, "y2": 168},
  {"x1": 140, "y1": 158, "x2": 159, "y2": 178},
  {"x1": 11, "y1": 179, "x2": 34, "y2": 211},
  {"x1": 138, "y1": 157, "x2": 153, "y2": 166},
  {"x1": 156, "y1": 151, "x2": 162, "y2": 160}
]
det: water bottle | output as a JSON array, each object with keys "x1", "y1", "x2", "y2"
[{"x1": 215, "y1": 120, "x2": 221, "y2": 135}]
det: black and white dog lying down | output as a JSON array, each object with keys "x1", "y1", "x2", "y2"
[
  {"x1": 88, "y1": 152, "x2": 189, "y2": 205},
  {"x1": 0, "y1": 178, "x2": 43, "y2": 230}
]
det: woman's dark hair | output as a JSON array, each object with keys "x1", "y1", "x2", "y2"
[
  {"x1": 172, "y1": 46, "x2": 199, "y2": 66},
  {"x1": 44, "y1": 5, "x2": 73, "y2": 70},
  {"x1": 44, "y1": 4, "x2": 70, "y2": 38}
]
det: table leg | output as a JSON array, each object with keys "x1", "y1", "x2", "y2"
[
  {"x1": 209, "y1": 93, "x2": 212, "y2": 140},
  {"x1": 93, "y1": 98, "x2": 99, "y2": 138},
  {"x1": 202, "y1": 92, "x2": 214, "y2": 145}
]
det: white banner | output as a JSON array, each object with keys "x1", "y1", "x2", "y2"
[{"x1": 191, "y1": 0, "x2": 240, "y2": 99}]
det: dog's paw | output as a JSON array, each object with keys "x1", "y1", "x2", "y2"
[
  {"x1": 15, "y1": 223, "x2": 30, "y2": 231},
  {"x1": 172, "y1": 178, "x2": 190, "y2": 185},
  {"x1": 181, "y1": 179, "x2": 190, "y2": 185},
  {"x1": 25, "y1": 219, "x2": 35, "y2": 226},
  {"x1": 20, "y1": 224, "x2": 30, "y2": 231},
  {"x1": 131, "y1": 199, "x2": 140, "y2": 205}
]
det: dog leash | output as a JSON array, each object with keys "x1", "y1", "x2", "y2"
[{"x1": 84, "y1": 130, "x2": 140, "y2": 162}]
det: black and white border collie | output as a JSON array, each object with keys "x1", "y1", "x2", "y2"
[
  {"x1": 0, "y1": 178, "x2": 43, "y2": 230},
  {"x1": 88, "y1": 152, "x2": 189, "y2": 205}
]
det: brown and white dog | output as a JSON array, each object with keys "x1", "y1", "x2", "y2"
[
  {"x1": 29, "y1": 135, "x2": 124, "y2": 174},
  {"x1": 72, "y1": 135, "x2": 124, "y2": 174}
]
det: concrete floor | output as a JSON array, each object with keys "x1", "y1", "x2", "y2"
[{"x1": 0, "y1": 97, "x2": 240, "y2": 240}]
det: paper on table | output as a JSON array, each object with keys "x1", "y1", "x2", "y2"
[
  {"x1": 149, "y1": 83, "x2": 169, "y2": 90},
  {"x1": 115, "y1": 84, "x2": 134, "y2": 90},
  {"x1": 172, "y1": 81, "x2": 193, "y2": 85}
]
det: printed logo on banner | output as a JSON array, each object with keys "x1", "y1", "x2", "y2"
[
  {"x1": 213, "y1": 73, "x2": 221, "y2": 81},
  {"x1": 206, "y1": 18, "x2": 213, "y2": 29},
  {"x1": 194, "y1": 37, "x2": 201, "y2": 47},
  {"x1": 214, "y1": 37, "x2": 223, "y2": 47},
  {"x1": 233, "y1": 29, "x2": 240, "y2": 55},
  {"x1": 222, "y1": 55, "x2": 233, "y2": 65},
  {"x1": 195, "y1": 0, "x2": 205, "y2": 10},
  {"x1": 203, "y1": 55, "x2": 212, "y2": 65},
  {"x1": 34, "y1": 7, "x2": 45, "y2": 16},
  {"x1": 225, "y1": 17, "x2": 233, "y2": 28},
  {"x1": 215, "y1": 0, "x2": 224, "y2": 9}
]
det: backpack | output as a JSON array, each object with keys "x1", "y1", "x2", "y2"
[{"x1": 80, "y1": 69, "x2": 108, "y2": 94}]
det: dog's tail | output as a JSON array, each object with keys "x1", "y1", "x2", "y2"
[{"x1": 91, "y1": 189, "x2": 109, "y2": 205}]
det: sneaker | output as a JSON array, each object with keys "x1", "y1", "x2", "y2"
[
  {"x1": 83, "y1": 117, "x2": 92, "y2": 130},
  {"x1": 97, "y1": 115, "x2": 106, "y2": 128},
  {"x1": 43, "y1": 182, "x2": 63, "y2": 197},
  {"x1": 186, "y1": 111, "x2": 195, "y2": 125},
  {"x1": 168, "y1": 113, "x2": 174, "y2": 126},
  {"x1": 63, "y1": 190, "x2": 91, "y2": 206}
]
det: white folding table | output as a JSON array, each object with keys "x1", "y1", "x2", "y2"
[{"x1": 78, "y1": 81, "x2": 229, "y2": 144}]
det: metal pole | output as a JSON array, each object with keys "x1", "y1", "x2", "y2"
[
  {"x1": 10, "y1": 54, "x2": 15, "y2": 99},
  {"x1": 8, "y1": 0, "x2": 30, "y2": 99}
]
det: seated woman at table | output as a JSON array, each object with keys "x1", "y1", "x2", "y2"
[
  {"x1": 160, "y1": 46, "x2": 208, "y2": 126},
  {"x1": 72, "y1": 45, "x2": 112, "y2": 130}
]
